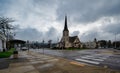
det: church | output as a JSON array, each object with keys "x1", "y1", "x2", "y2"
[{"x1": 58, "y1": 16, "x2": 81, "y2": 48}]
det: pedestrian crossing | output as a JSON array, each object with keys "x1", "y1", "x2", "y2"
[
  {"x1": 81, "y1": 56, "x2": 104, "y2": 61},
  {"x1": 76, "y1": 58, "x2": 100, "y2": 64},
  {"x1": 75, "y1": 54, "x2": 109, "y2": 65}
]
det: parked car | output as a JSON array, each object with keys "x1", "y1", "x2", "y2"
[{"x1": 21, "y1": 47, "x2": 28, "y2": 51}]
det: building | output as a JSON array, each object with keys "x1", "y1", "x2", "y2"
[
  {"x1": 82, "y1": 38, "x2": 98, "y2": 49},
  {"x1": 58, "y1": 16, "x2": 81, "y2": 48},
  {"x1": 0, "y1": 32, "x2": 6, "y2": 52},
  {"x1": 83, "y1": 41, "x2": 97, "y2": 49},
  {"x1": 97, "y1": 40, "x2": 108, "y2": 48}
]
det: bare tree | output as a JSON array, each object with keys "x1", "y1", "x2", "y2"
[
  {"x1": 0, "y1": 17, "x2": 15, "y2": 39},
  {"x1": 0, "y1": 17, "x2": 15, "y2": 50}
]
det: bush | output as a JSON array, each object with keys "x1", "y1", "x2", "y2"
[{"x1": 0, "y1": 48, "x2": 15, "y2": 58}]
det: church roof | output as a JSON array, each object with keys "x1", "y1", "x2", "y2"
[
  {"x1": 63, "y1": 16, "x2": 68, "y2": 31},
  {"x1": 69, "y1": 36, "x2": 78, "y2": 43}
]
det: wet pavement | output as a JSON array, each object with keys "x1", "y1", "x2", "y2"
[
  {"x1": 30, "y1": 48, "x2": 120, "y2": 70},
  {"x1": 0, "y1": 50, "x2": 120, "y2": 73},
  {"x1": 0, "y1": 58, "x2": 9, "y2": 69}
]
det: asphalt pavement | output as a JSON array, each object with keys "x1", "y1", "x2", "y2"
[
  {"x1": 30, "y1": 48, "x2": 120, "y2": 70},
  {"x1": 2, "y1": 51, "x2": 119, "y2": 73},
  {"x1": 0, "y1": 58, "x2": 9, "y2": 69}
]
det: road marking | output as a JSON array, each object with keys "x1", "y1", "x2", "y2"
[
  {"x1": 81, "y1": 57, "x2": 104, "y2": 61},
  {"x1": 85, "y1": 55, "x2": 93, "y2": 57},
  {"x1": 70, "y1": 62, "x2": 85, "y2": 66},
  {"x1": 76, "y1": 59, "x2": 100, "y2": 65},
  {"x1": 92, "y1": 59, "x2": 104, "y2": 61}
]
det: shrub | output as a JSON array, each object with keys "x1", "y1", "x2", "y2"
[{"x1": 0, "y1": 48, "x2": 15, "y2": 58}]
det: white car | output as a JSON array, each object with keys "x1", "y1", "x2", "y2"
[{"x1": 21, "y1": 47, "x2": 28, "y2": 51}]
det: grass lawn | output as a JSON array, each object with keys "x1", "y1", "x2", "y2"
[{"x1": 0, "y1": 48, "x2": 15, "y2": 58}]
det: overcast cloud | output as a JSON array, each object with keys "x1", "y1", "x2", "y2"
[{"x1": 0, "y1": 0, "x2": 120, "y2": 42}]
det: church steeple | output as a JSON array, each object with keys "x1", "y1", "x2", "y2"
[
  {"x1": 64, "y1": 16, "x2": 68, "y2": 31},
  {"x1": 63, "y1": 15, "x2": 69, "y2": 37}
]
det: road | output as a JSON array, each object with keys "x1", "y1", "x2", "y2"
[{"x1": 30, "y1": 48, "x2": 120, "y2": 70}]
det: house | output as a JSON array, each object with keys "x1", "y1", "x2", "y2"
[
  {"x1": 83, "y1": 38, "x2": 98, "y2": 49},
  {"x1": 83, "y1": 41, "x2": 97, "y2": 49},
  {"x1": 58, "y1": 16, "x2": 81, "y2": 48}
]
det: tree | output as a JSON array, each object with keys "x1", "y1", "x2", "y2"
[
  {"x1": 48, "y1": 40, "x2": 52, "y2": 48},
  {"x1": 113, "y1": 41, "x2": 120, "y2": 48},
  {"x1": 0, "y1": 17, "x2": 15, "y2": 40},
  {"x1": 98, "y1": 40, "x2": 107, "y2": 48},
  {"x1": 0, "y1": 17, "x2": 15, "y2": 50},
  {"x1": 107, "y1": 40, "x2": 112, "y2": 48}
]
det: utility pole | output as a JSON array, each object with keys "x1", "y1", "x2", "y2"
[
  {"x1": 27, "y1": 40, "x2": 29, "y2": 52},
  {"x1": 42, "y1": 40, "x2": 44, "y2": 54},
  {"x1": 57, "y1": 37, "x2": 59, "y2": 50},
  {"x1": 115, "y1": 33, "x2": 116, "y2": 49}
]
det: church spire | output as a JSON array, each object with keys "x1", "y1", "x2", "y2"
[{"x1": 64, "y1": 16, "x2": 68, "y2": 31}]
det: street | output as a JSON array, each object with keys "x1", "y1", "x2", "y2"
[{"x1": 30, "y1": 48, "x2": 120, "y2": 70}]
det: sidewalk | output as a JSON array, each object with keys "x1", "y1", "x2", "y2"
[
  {"x1": 0, "y1": 51, "x2": 120, "y2": 73},
  {"x1": 0, "y1": 58, "x2": 9, "y2": 69}
]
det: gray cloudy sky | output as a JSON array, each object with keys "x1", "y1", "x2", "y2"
[{"x1": 0, "y1": 0, "x2": 120, "y2": 42}]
